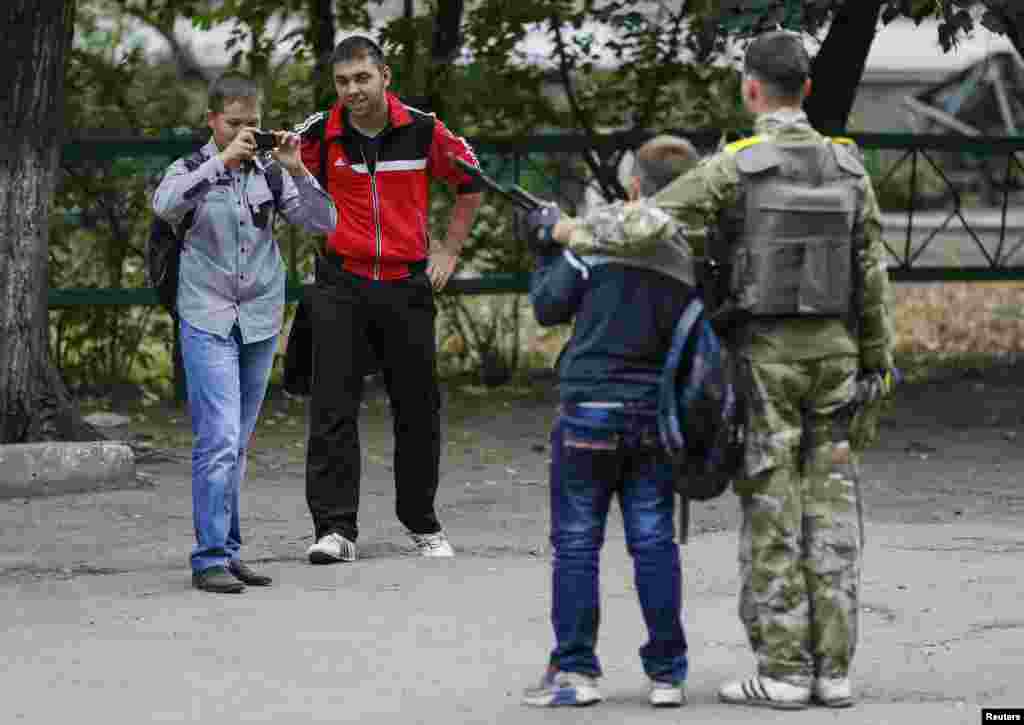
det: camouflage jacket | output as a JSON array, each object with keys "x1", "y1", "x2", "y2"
[
  {"x1": 565, "y1": 201, "x2": 696, "y2": 286},
  {"x1": 564, "y1": 110, "x2": 895, "y2": 369},
  {"x1": 563, "y1": 200, "x2": 677, "y2": 257}
]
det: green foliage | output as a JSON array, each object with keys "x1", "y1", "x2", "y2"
[
  {"x1": 721, "y1": 0, "x2": 1022, "y2": 56},
  {"x1": 69, "y1": 3, "x2": 198, "y2": 130},
  {"x1": 54, "y1": 1, "x2": 200, "y2": 395},
  {"x1": 550, "y1": 1, "x2": 751, "y2": 134},
  {"x1": 430, "y1": 179, "x2": 533, "y2": 385}
]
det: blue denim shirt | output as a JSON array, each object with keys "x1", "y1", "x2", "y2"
[{"x1": 153, "y1": 140, "x2": 337, "y2": 343}]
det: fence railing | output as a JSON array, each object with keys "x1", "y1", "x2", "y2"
[
  {"x1": 52, "y1": 129, "x2": 1024, "y2": 314},
  {"x1": 854, "y1": 132, "x2": 1024, "y2": 281},
  {"x1": 47, "y1": 275, "x2": 532, "y2": 308}
]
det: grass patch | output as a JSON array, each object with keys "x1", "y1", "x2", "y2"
[{"x1": 893, "y1": 282, "x2": 1024, "y2": 383}]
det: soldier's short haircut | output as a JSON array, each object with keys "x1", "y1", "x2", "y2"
[
  {"x1": 743, "y1": 31, "x2": 810, "y2": 100},
  {"x1": 632, "y1": 135, "x2": 700, "y2": 198},
  {"x1": 208, "y1": 73, "x2": 262, "y2": 114},
  {"x1": 332, "y1": 35, "x2": 387, "y2": 68}
]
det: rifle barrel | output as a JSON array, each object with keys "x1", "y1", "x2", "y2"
[{"x1": 453, "y1": 157, "x2": 540, "y2": 211}]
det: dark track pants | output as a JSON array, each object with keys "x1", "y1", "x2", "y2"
[{"x1": 305, "y1": 254, "x2": 442, "y2": 542}]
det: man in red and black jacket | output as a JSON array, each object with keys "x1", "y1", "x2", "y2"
[{"x1": 296, "y1": 35, "x2": 483, "y2": 563}]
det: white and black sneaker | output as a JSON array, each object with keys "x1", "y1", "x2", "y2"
[
  {"x1": 718, "y1": 675, "x2": 811, "y2": 710},
  {"x1": 306, "y1": 533, "x2": 357, "y2": 564},
  {"x1": 408, "y1": 530, "x2": 455, "y2": 558}
]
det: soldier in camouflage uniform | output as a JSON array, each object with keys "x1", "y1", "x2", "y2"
[{"x1": 556, "y1": 32, "x2": 896, "y2": 709}]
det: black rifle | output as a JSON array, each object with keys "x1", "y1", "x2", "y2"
[{"x1": 453, "y1": 157, "x2": 546, "y2": 212}]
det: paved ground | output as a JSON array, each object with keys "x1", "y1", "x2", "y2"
[{"x1": 2, "y1": 368, "x2": 1023, "y2": 723}]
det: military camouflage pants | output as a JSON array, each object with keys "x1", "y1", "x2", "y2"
[{"x1": 733, "y1": 355, "x2": 864, "y2": 685}]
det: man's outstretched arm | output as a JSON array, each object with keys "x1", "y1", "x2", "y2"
[
  {"x1": 552, "y1": 152, "x2": 740, "y2": 258},
  {"x1": 552, "y1": 200, "x2": 678, "y2": 256}
]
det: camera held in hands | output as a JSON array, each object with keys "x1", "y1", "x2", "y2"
[{"x1": 253, "y1": 131, "x2": 278, "y2": 152}]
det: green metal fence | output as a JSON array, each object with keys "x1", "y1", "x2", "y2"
[
  {"x1": 854, "y1": 132, "x2": 1024, "y2": 281},
  {"x1": 51, "y1": 129, "x2": 1024, "y2": 313}
]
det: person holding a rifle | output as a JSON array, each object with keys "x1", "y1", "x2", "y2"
[{"x1": 509, "y1": 135, "x2": 700, "y2": 708}]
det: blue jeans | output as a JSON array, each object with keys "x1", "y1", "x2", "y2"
[
  {"x1": 548, "y1": 403, "x2": 688, "y2": 683},
  {"x1": 180, "y1": 319, "x2": 277, "y2": 573}
]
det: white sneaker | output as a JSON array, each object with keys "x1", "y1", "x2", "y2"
[
  {"x1": 813, "y1": 677, "x2": 854, "y2": 708},
  {"x1": 408, "y1": 530, "x2": 455, "y2": 558},
  {"x1": 306, "y1": 533, "x2": 357, "y2": 564},
  {"x1": 718, "y1": 675, "x2": 811, "y2": 710},
  {"x1": 649, "y1": 679, "x2": 686, "y2": 707}
]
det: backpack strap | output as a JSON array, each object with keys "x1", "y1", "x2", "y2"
[
  {"x1": 176, "y1": 151, "x2": 207, "y2": 236},
  {"x1": 264, "y1": 160, "x2": 285, "y2": 224},
  {"x1": 658, "y1": 297, "x2": 706, "y2": 456},
  {"x1": 265, "y1": 161, "x2": 285, "y2": 202}
]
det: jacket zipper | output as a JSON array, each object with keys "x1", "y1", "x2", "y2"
[{"x1": 361, "y1": 146, "x2": 383, "y2": 280}]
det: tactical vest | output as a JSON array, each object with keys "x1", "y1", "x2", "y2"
[{"x1": 718, "y1": 136, "x2": 865, "y2": 319}]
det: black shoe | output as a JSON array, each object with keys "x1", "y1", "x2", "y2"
[
  {"x1": 192, "y1": 565, "x2": 245, "y2": 593},
  {"x1": 228, "y1": 560, "x2": 273, "y2": 586}
]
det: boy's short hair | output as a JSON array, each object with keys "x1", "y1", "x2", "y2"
[
  {"x1": 743, "y1": 31, "x2": 810, "y2": 100},
  {"x1": 208, "y1": 73, "x2": 262, "y2": 113},
  {"x1": 632, "y1": 135, "x2": 700, "y2": 198},
  {"x1": 331, "y1": 35, "x2": 386, "y2": 67}
]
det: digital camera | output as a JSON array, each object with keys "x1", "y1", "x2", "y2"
[{"x1": 253, "y1": 131, "x2": 278, "y2": 151}]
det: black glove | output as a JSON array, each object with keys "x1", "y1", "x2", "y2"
[{"x1": 524, "y1": 204, "x2": 561, "y2": 250}]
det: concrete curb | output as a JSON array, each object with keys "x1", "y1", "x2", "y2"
[{"x1": 0, "y1": 442, "x2": 135, "y2": 498}]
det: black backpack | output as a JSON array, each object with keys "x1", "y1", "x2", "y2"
[
  {"x1": 147, "y1": 152, "x2": 284, "y2": 315},
  {"x1": 658, "y1": 297, "x2": 744, "y2": 501}
]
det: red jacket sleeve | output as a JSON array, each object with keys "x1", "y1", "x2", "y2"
[
  {"x1": 293, "y1": 111, "x2": 328, "y2": 185},
  {"x1": 300, "y1": 137, "x2": 321, "y2": 182},
  {"x1": 428, "y1": 118, "x2": 484, "y2": 195}
]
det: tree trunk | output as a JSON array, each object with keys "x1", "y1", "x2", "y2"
[
  {"x1": 431, "y1": 0, "x2": 464, "y2": 65},
  {"x1": 308, "y1": 0, "x2": 336, "y2": 110},
  {"x1": 402, "y1": 0, "x2": 419, "y2": 95},
  {"x1": 0, "y1": 0, "x2": 101, "y2": 443},
  {"x1": 986, "y1": 5, "x2": 1024, "y2": 59},
  {"x1": 425, "y1": 0, "x2": 465, "y2": 120},
  {"x1": 804, "y1": 0, "x2": 885, "y2": 134}
]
